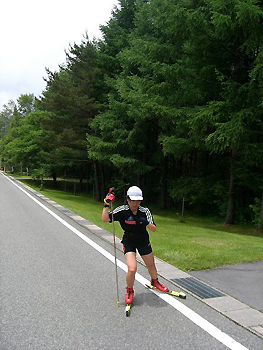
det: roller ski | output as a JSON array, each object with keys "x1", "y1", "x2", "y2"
[
  {"x1": 146, "y1": 278, "x2": 186, "y2": 299},
  {"x1": 125, "y1": 287, "x2": 134, "y2": 317}
]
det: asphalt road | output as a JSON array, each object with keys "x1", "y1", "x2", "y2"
[
  {"x1": 190, "y1": 261, "x2": 263, "y2": 313},
  {"x1": 1, "y1": 172, "x2": 263, "y2": 350}
]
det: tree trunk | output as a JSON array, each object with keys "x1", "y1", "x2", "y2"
[
  {"x1": 79, "y1": 165, "x2": 83, "y2": 191},
  {"x1": 258, "y1": 193, "x2": 263, "y2": 230},
  {"x1": 161, "y1": 158, "x2": 168, "y2": 209},
  {"x1": 225, "y1": 151, "x2": 236, "y2": 225},
  {"x1": 52, "y1": 170, "x2": 57, "y2": 185},
  {"x1": 100, "y1": 164, "x2": 106, "y2": 199},
  {"x1": 93, "y1": 160, "x2": 101, "y2": 201},
  {"x1": 86, "y1": 164, "x2": 90, "y2": 193}
]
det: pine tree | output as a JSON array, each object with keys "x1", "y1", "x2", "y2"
[
  {"x1": 189, "y1": 0, "x2": 263, "y2": 223},
  {"x1": 40, "y1": 37, "x2": 104, "y2": 185},
  {"x1": 88, "y1": 0, "x2": 139, "y2": 199}
]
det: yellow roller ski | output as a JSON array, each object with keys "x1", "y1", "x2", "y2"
[{"x1": 146, "y1": 283, "x2": 186, "y2": 299}]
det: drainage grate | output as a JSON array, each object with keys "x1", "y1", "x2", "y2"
[{"x1": 171, "y1": 277, "x2": 225, "y2": 299}]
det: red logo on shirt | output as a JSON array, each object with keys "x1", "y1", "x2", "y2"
[
  {"x1": 125, "y1": 216, "x2": 136, "y2": 225},
  {"x1": 125, "y1": 220, "x2": 136, "y2": 225}
]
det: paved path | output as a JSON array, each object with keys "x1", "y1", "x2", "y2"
[
  {"x1": 1, "y1": 172, "x2": 263, "y2": 349},
  {"x1": 190, "y1": 261, "x2": 263, "y2": 313}
]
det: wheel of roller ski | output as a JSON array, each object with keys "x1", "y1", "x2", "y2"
[
  {"x1": 125, "y1": 304, "x2": 131, "y2": 317},
  {"x1": 178, "y1": 292, "x2": 186, "y2": 299}
]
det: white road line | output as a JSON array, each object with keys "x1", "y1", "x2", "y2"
[{"x1": 3, "y1": 173, "x2": 249, "y2": 350}]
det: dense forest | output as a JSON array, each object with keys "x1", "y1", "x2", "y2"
[{"x1": 1, "y1": 0, "x2": 263, "y2": 226}]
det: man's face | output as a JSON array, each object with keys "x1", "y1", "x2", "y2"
[{"x1": 127, "y1": 198, "x2": 141, "y2": 211}]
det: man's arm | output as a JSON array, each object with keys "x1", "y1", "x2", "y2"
[
  {"x1": 143, "y1": 207, "x2": 157, "y2": 232},
  {"x1": 102, "y1": 207, "x2": 110, "y2": 222},
  {"x1": 139, "y1": 215, "x2": 157, "y2": 232}
]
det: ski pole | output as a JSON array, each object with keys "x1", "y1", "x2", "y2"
[{"x1": 110, "y1": 199, "x2": 120, "y2": 307}]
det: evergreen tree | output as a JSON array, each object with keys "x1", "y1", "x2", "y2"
[
  {"x1": 0, "y1": 94, "x2": 40, "y2": 172},
  {"x1": 0, "y1": 100, "x2": 16, "y2": 139},
  {"x1": 40, "y1": 37, "x2": 104, "y2": 184},
  {"x1": 189, "y1": 0, "x2": 263, "y2": 223},
  {"x1": 90, "y1": 0, "x2": 213, "y2": 205},
  {"x1": 88, "y1": 0, "x2": 140, "y2": 199}
]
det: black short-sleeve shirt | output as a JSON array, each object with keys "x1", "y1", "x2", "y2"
[{"x1": 109, "y1": 205, "x2": 155, "y2": 246}]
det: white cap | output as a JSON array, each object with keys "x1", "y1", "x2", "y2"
[{"x1": 127, "y1": 186, "x2": 143, "y2": 200}]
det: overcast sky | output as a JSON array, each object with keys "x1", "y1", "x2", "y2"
[{"x1": 0, "y1": 0, "x2": 119, "y2": 110}]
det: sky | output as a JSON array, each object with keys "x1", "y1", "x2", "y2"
[{"x1": 0, "y1": 0, "x2": 119, "y2": 110}]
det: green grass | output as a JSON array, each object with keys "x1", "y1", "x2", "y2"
[{"x1": 20, "y1": 179, "x2": 263, "y2": 271}]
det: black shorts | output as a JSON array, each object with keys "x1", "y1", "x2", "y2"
[{"x1": 121, "y1": 240, "x2": 152, "y2": 256}]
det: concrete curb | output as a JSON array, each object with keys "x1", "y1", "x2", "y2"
[{"x1": 6, "y1": 174, "x2": 263, "y2": 339}]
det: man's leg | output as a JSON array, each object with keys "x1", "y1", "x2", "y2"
[
  {"x1": 142, "y1": 252, "x2": 168, "y2": 292},
  {"x1": 125, "y1": 252, "x2": 137, "y2": 288},
  {"x1": 141, "y1": 252, "x2": 157, "y2": 279}
]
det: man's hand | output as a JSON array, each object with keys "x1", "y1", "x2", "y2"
[{"x1": 104, "y1": 188, "x2": 115, "y2": 207}]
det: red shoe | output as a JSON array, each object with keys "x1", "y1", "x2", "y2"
[
  {"x1": 125, "y1": 287, "x2": 134, "y2": 304},
  {"x1": 151, "y1": 278, "x2": 169, "y2": 293}
]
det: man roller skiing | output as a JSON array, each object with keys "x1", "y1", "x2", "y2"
[{"x1": 102, "y1": 186, "x2": 169, "y2": 305}]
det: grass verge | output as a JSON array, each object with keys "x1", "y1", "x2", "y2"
[{"x1": 20, "y1": 179, "x2": 263, "y2": 271}]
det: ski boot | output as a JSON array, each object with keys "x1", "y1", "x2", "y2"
[
  {"x1": 125, "y1": 287, "x2": 134, "y2": 304},
  {"x1": 151, "y1": 278, "x2": 169, "y2": 293},
  {"x1": 125, "y1": 287, "x2": 134, "y2": 317}
]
